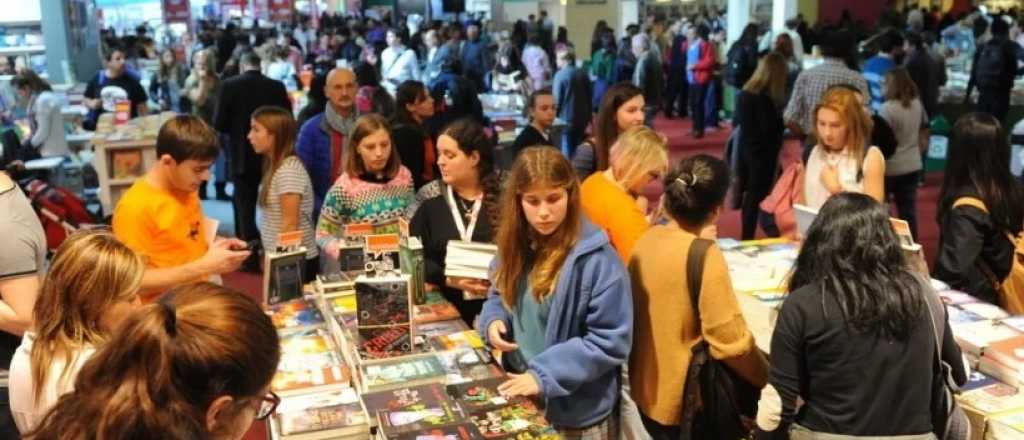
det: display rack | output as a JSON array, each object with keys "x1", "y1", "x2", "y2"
[{"x1": 90, "y1": 113, "x2": 175, "y2": 215}]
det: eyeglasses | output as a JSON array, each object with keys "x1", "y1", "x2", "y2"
[{"x1": 255, "y1": 391, "x2": 281, "y2": 420}]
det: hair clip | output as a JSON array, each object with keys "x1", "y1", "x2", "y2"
[{"x1": 675, "y1": 173, "x2": 696, "y2": 188}]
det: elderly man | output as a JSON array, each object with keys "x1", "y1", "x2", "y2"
[{"x1": 296, "y1": 68, "x2": 361, "y2": 219}]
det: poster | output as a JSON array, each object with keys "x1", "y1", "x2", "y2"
[
  {"x1": 163, "y1": 0, "x2": 192, "y2": 23},
  {"x1": 270, "y1": 0, "x2": 294, "y2": 21}
]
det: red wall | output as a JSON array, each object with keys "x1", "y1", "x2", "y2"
[{"x1": 817, "y1": 0, "x2": 888, "y2": 26}]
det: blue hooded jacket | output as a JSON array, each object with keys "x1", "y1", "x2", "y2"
[{"x1": 477, "y1": 220, "x2": 633, "y2": 428}]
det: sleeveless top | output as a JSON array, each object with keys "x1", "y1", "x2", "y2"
[{"x1": 803, "y1": 145, "x2": 879, "y2": 210}]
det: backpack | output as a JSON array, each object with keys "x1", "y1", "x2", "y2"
[
  {"x1": 952, "y1": 197, "x2": 1024, "y2": 314},
  {"x1": 976, "y1": 41, "x2": 1008, "y2": 90},
  {"x1": 724, "y1": 43, "x2": 755, "y2": 87},
  {"x1": 24, "y1": 179, "x2": 101, "y2": 252}
]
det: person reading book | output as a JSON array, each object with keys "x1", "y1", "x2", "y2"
[
  {"x1": 580, "y1": 125, "x2": 668, "y2": 262},
  {"x1": 9, "y1": 230, "x2": 143, "y2": 433},
  {"x1": 26, "y1": 283, "x2": 281, "y2": 440},
  {"x1": 112, "y1": 115, "x2": 250, "y2": 300},
  {"x1": 628, "y1": 155, "x2": 767, "y2": 438},
  {"x1": 799, "y1": 86, "x2": 885, "y2": 210},
  {"x1": 754, "y1": 192, "x2": 966, "y2": 439},
  {"x1": 248, "y1": 106, "x2": 319, "y2": 282},
  {"x1": 316, "y1": 114, "x2": 414, "y2": 266},
  {"x1": 410, "y1": 118, "x2": 500, "y2": 326},
  {"x1": 478, "y1": 147, "x2": 632, "y2": 437},
  {"x1": 511, "y1": 89, "x2": 556, "y2": 155}
]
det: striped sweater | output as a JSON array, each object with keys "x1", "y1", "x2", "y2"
[{"x1": 315, "y1": 167, "x2": 415, "y2": 253}]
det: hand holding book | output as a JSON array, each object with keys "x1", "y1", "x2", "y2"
[{"x1": 446, "y1": 276, "x2": 490, "y2": 297}]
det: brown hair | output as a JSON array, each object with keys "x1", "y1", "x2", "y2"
[
  {"x1": 593, "y1": 83, "x2": 643, "y2": 172},
  {"x1": 156, "y1": 114, "x2": 220, "y2": 163},
  {"x1": 30, "y1": 230, "x2": 143, "y2": 406},
  {"x1": 252, "y1": 106, "x2": 299, "y2": 207},
  {"x1": 814, "y1": 87, "x2": 873, "y2": 171},
  {"x1": 10, "y1": 70, "x2": 51, "y2": 93},
  {"x1": 28, "y1": 283, "x2": 281, "y2": 440},
  {"x1": 344, "y1": 113, "x2": 402, "y2": 179},
  {"x1": 743, "y1": 51, "x2": 788, "y2": 106},
  {"x1": 494, "y1": 147, "x2": 582, "y2": 307},
  {"x1": 883, "y1": 67, "x2": 919, "y2": 108}
]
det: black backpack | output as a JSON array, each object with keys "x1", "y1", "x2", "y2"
[
  {"x1": 976, "y1": 41, "x2": 1008, "y2": 89},
  {"x1": 725, "y1": 43, "x2": 756, "y2": 87}
]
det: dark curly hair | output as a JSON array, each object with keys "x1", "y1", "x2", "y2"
[{"x1": 441, "y1": 118, "x2": 501, "y2": 234}]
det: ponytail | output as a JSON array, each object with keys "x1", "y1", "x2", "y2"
[
  {"x1": 662, "y1": 154, "x2": 731, "y2": 227},
  {"x1": 28, "y1": 283, "x2": 281, "y2": 440}
]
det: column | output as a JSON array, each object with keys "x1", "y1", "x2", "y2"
[
  {"x1": 772, "y1": 0, "x2": 798, "y2": 34},
  {"x1": 726, "y1": 0, "x2": 751, "y2": 45}
]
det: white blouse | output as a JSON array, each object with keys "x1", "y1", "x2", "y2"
[
  {"x1": 803, "y1": 145, "x2": 881, "y2": 210},
  {"x1": 8, "y1": 332, "x2": 96, "y2": 433}
]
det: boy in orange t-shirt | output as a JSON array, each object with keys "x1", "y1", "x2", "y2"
[{"x1": 113, "y1": 115, "x2": 250, "y2": 300}]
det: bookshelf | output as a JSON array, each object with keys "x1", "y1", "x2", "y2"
[{"x1": 90, "y1": 112, "x2": 175, "y2": 215}]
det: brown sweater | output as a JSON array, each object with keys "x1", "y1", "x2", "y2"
[{"x1": 627, "y1": 224, "x2": 768, "y2": 426}]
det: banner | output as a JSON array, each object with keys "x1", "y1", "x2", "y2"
[
  {"x1": 269, "y1": 0, "x2": 293, "y2": 21},
  {"x1": 162, "y1": 0, "x2": 191, "y2": 23}
]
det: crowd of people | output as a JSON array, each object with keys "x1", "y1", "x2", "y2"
[{"x1": 1, "y1": 4, "x2": 1024, "y2": 440}]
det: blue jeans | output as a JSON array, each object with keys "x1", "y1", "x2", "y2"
[
  {"x1": 704, "y1": 79, "x2": 720, "y2": 127},
  {"x1": 886, "y1": 171, "x2": 920, "y2": 240}
]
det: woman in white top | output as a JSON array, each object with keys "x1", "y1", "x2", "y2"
[
  {"x1": 265, "y1": 45, "x2": 298, "y2": 91},
  {"x1": 11, "y1": 72, "x2": 68, "y2": 157},
  {"x1": 801, "y1": 86, "x2": 886, "y2": 210},
  {"x1": 381, "y1": 28, "x2": 420, "y2": 97},
  {"x1": 880, "y1": 67, "x2": 927, "y2": 240},
  {"x1": 9, "y1": 230, "x2": 142, "y2": 433},
  {"x1": 248, "y1": 105, "x2": 319, "y2": 281}
]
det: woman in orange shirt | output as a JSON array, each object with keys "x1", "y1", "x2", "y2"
[{"x1": 579, "y1": 125, "x2": 668, "y2": 262}]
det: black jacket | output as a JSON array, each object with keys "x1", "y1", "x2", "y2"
[
  {"x1": 392, "y1": 121, "x2": 438, "y2": 191},
  {"x1": 735, "y1": 90, "x2": 783, "y2": 158},
  {"x1": 213, "y1": 70, "x2": 291, "y2": 180},
  {"x1": 935, "y1": 188, "x2": 1016, "y2": 304}
]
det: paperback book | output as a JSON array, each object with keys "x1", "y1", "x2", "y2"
[
  {"x1": 414, "y1": 301, "x2": 463, "y2": 325},
  {"x1": 267, "y1": 298, "x2": 325, "y2": 331},
  {"x1": 415, "y1": 320, "x2": 471, "y2": 339},
  {"x1": 361, "y1": 354, "x2": 447, "y2": 393},
  {"x1": 362, "y1": 383, "x2": 454, "y2": 424},
  {"x1": 382, "y1": 423, "x2": 485, "y2": 440},
  {"x1": 275, "y1": 387, "x2": 369, "y2": 438},
  {"x1": 429, "y1": 331, "x2": 485, "y2": 352},
  {"x1": 355, "y1": 275, "x2": 413, "y2": 327},
  {"x1": 465, "y1": 399, "x2": 558, "y2": 440},
  {"x1": 376, "y1": 400, "x2": 468, "y2": 437},
  {"x1": 436, "y1": 349, "x2": 503, "y2": 385},
  {"x1": 277, "y1": 328, "x2": 345, "y2": 377},
  {"x1": 401, "y1": 236, "x2": 426, "y2": 305}
]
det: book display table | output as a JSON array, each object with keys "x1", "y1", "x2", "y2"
[{"x1": 90, "y1": 112, "x2": 175, "y2": 215}]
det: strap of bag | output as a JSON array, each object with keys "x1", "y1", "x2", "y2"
[
  {"x1": 920, "y1": 278, "x2": 946, "y2": 361},
  {"x1": 686, "y1": 238, "x2": 715, "y2": 330},
  {"x1": 952, "y1": 196, "x2": 988, "y2": 213},
  {"x1": 951, "y1": 196, "x2": 1011, "y2": 290}
]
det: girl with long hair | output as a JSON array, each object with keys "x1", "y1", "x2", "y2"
[
  {"x1": 391, "y1": 80, "x2": 438, "y2": 190},
  {"x1": 572, "y1": 82, "x2": 645, "y2": 178},
  {"x1": 9, "y1": 230, "x2": 143, "y2": 432},
  {"x1": 316, "y1": 114, "x2": 414, "y2": 261},
  {"x1": 755, "y1": 192, "x2": 965, "y2": 438},
  {"x1": 479, "y1": 147, "x2": 632, "y2": 438},
  {"x1": 736, "y1": 52, "x2": 788, "y2": 240},
  {"x1": 248, "y1": 106, "x2": 319, "y2": 281},
  {"x1": 26, "y1": 282, "x2": 281, "y2": 440},
  {"x1": 410, "y1": 118, "x2": 501, "y2": 325},
  {"x1": 183, "y1": 48, "x2": 227, "y2": 201},
  {"x1": 629, "y1": 155, "x2": 767, "y2": 438},
  {"x1": 880, "y1": 67, "x2": 927, "y2": 240},
  {"x1": 10, "y1": 71, "x2": 67, "y2": 157},
  {"x1": 800, "y1": 87, "x2": 885, "y2": 209},
  {"x1": 580, "y1": 125, "x2": 668, "y2": 262},
  {"x1": 935, "y1": 113, "x2": 1024, "y2": 304},
  {"x1": 150, "y1": 47, "x2": 188, "y2": 112}
]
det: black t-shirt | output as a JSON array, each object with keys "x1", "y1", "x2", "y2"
[{"x1": 84, "y1": 71, "x2": 148, "y2": 121}]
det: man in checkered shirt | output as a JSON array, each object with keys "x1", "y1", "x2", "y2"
[{"x1": 783, "y1": 31, "x2": 869, "y2": 150}]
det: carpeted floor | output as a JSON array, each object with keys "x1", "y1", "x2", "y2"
[{"x1": 232, "y1": 114, "x2": 945, "y2": 440}]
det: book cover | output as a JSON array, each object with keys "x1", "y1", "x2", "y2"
[
  {"x1": 326, "y1": 294, "x2": 358, "y2": 317},
  {"x1": 363, "y1": 355, "x2": 446, "y2": 391},
  {"x1": 961, "y1": 370, "x2": 999, "y2": 393},
  {"x1": 272, "y1": 363, "x2": 352, "y2": 395},
  {"x1": 953, "y1": 321, "x2": 1021, "y2": 355},
  {"x1": 938, "y1": 290, "x2": 980, "y2": 306},
  {"x1": 959, "y1": 383, "x2": 1024, "y2": 415},
  {"x1": 414, "y1": 302, "x2": 462, "y2": 324},
  {"x1": 446, "y1": 378, "x2": 518, "y2": 414},
  {"x1": 985, "y1": 335, "x2": 1024, "y2": 373},
  {"x1": 266, "y1": 298, "x2": 325, "y2": 331},
  {"x1": 357, "y1": 324, "x2": 415, "y2": 360},
  {"x1": 465, "y1": 399, "x2": 558, "y2": 440},
  {"x1": 377, "y1": 400, "x2": 468, "y2": 436},
  {"x1": 362, "y1": 383, "x2": 453, "y2": 420},
  {"x1": 436, "y1": 349, "x2": 502, "y2": 384},
  {"x1": 110, "y1": 148, "x2": 143, "y2": 179},
  {"x1": 959, "y1": 301, "x2": 1010, "y2": 320},
  {"x1": 401, "y1": 237, "x2": 426, "y2": 305},
  {"x1": 277, "y1": 328, "x2": 344, "y2": 374},
  {"x1": 415, "y1": 320, "x2": 471, "y2": 339},
  {"x1": 946, "y1": 306, "x2": 986, "y2": 326},
  {"x1": 429, "y1": 331, "x2": 485, "y2": 352},
  {"x1": 265, "y1": 248, "x2": 307, "y2": 306},
  {"x1": 355, "y1": 275, "x2": 412, "y2": 327},
  {"x1": 276, "y1": 388, "x2": 368, "y2": 435},
  {"x1": 384, "y1": 423, "x2": 485, "y2": 440}
]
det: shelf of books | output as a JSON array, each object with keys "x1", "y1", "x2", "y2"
[
  {"x1": 264, "y1": 231, "x2": 560, "y2": 439},
  {"x1": 722, "y1": 238, "x2": 1024, "y2": 439},
  {"x1": 90, "y1": 112, "x2": 176, "y2": 215}
]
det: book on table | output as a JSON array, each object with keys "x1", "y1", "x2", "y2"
[
  {"x1": 415, "y1": 319, "x2": 471, "y2": 339},
  {"x1": 362, "y1": 383, "x2": 455, "y2": 427},
  {"x1": 435, "y1": 348, "x2": 503, "y2": 385},
  {"x1": 274, "y1": 387, "x2": 370, "y2": 439},
  {"x1": 267, "y1": 298, "x2": 326, "y2": 333},
  {"x1": 359, "y1": 354, "x2": 447, "y2": 394},
  {"x1": 987, "y1": 407, "x2": 1024, "y2": 438},
  {"x1": 953, "y1": 320, "x2": 1022, "y2": 356},
  {"x1": 275, "y1": 327, "x2": 349, "y2": 396}
]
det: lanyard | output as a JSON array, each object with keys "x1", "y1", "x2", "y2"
[{"x1": 446, "y1": 185, "x2": 482, "y2": 242}]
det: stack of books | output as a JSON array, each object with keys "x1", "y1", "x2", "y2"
[
  {"x1": 444, "y1": 241, "x2": 498, "y2": 281},
  {"x1": 355, "y1": 274, "x2": 415, "y2": 360}
]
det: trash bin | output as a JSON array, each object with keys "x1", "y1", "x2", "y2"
[{"x1": 925, "y1": 115, "x2": 951, "y2": 173}]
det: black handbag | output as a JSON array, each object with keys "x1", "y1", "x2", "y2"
[
  {"x1": 678, "y1": 238, "x2": 760, "y2": 440},
  {"x1": 920, "y1": 280, "x2": 971, "y2": 440}
]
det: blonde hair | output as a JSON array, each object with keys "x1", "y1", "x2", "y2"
[
  {"x1": 30, "y1": 230, "x2": 144, "y2": 405},
  {"x1": 743, "y1": 51, "x2": 789, "y2": 106},
  {"x1": 494, "y1": 147, "x2": 582, "y2": 307},
  {"x1": 609, "y1": 126, "x2": 669, "y2": 191},
  {"x1": 814, "y1": 87, "x2": 873, "y2": 171}
]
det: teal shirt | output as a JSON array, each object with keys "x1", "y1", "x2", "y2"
[{"x1": 511, "y1": 279, "x2": 551, "y2": 362}]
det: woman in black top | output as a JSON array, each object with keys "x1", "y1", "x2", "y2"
[
  {"x1": 409, "y1": 118, "x2": 500, "y2": 325},
  {"x1": 735, "y1": 52, "x2": 787, "y2": 240},
  {"x1": 511, "y1": 89, "x2": 556, "y2": 156},
  {"x1": 935, "y1": 113, "x2": 1023, "y2": 304},
  {"x1": 755, "y1": 193, "x2": 966, "y2": 439},
  {"x1": 391, "y1": 80, "x2": 438, "y2": 190}
]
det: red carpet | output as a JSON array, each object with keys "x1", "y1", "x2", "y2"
[{"x1": 234, "y1": 115, "x2": 945, "y2": 440}]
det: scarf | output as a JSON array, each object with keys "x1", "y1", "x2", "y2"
[{"x1": 323, "y1": 103, "x2": 357, "y2": 136}]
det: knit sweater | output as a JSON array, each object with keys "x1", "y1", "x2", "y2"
[
  {"x1": 628, "y1": 224, "x2": 768, "y2": 425},
  {"x1": 315, "y1": 167, "x2": 414, "y2": 250}
]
